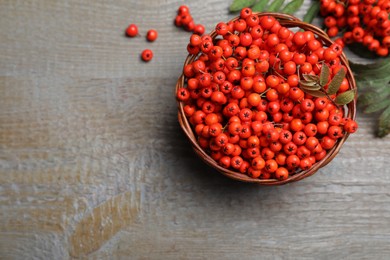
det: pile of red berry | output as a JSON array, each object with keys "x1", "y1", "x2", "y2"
[
  {"x1": 174, "y1": 5, "x2": 205, "y2": 35},
  {"x1": 320, "y1": 0, "x2": 390, "y2": 56},
  {"x1": 176, "y1": 9, "x2": 358, "y2": 181}
]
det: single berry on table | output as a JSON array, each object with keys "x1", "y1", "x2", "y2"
[
  {"x1": 141, "y1": 49, "x2": 153, "y2": 62},
  {"x1": 126, "y1": 24, "x2": 138, "y2": 37},
  {"x1": 146, "y1": 29, "x2": 158, "y2": 42}
]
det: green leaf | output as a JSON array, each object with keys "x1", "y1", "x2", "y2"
[
  {"x1": 303, "y1": 1, "x2": 320, "y2": 23},
  {"x1": 359, "y1": 87, "x2": 390, "y2": 107},
  {"x1": 350, "y1": 57, "x2": 390, "y2": 73},
  {"x1": 364, "y1": 99, "x2": 390, "y2": 114},
  {"x1": 303, "y1": 89, "x2": 327, "y2": 97},
  {"x1": 349, "y1": 58, "x2": 390, "y2": 137},
  {"x1": 356, "y1": 77, "x2": 390, "y2": 89},
  {"x1": 378, "y1": 105, "x2": 390, "y2": 137},
  {"x1": 282, "y1": 0, "x2": 304, "y2": 14},
  {"x1": 319, "y1": 63, "x2": 330, "y2": 87},
  {"x1": 229, "y1": 0, "x2": 256, "y2": 12},
  {"x1": 252, "y1": 0, "x2": 268, "y2": 12},
  {"x1": 350, "y1": 58, "x2": 390, "y2": 78},
  {"x1": 334, "y1": 89, "x2": 356, "y2": 105},
  {"x1": 347, "y1": 43, "x2": 379, "y2": 59},
  {"x1": 267, "y1": 0, "x2": 285, "y2": 12},
  {"x1": 327, "y1": 67, "x2": 346, "y2": 95}
]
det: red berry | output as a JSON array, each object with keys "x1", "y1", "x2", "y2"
[
  {"x1": 126, "y1": 24, "x2": 138, "y2": 37},
  {"x1": 141, "y1": 49, "x2": 153, "y2": 62},
  {"x1": 178, "y1": 5, "x2": 190, "y2": 15},
  {"x1": 146, "y1": 29, "x2": 158, "y2": 42},
  {"x1": 194, "y1": 24, "x2": 205, "y2": 35}
]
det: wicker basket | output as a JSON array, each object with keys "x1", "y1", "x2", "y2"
[{"x1": 176, "y1": 12, "x2": 357, "y2": 185}]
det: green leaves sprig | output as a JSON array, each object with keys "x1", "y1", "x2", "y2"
[
  {"x1": 229, "y1": 0, "x2": 256, "y2": 12},
  {"x1": 229, "y1": 0, "x2": 317, "y2": 22},
  {"x1": 299, "y1": 63, "x2": 356, "y2": 106},
  {"x1": 350, "y1": 58, "x2": 390, "y2": 137}
]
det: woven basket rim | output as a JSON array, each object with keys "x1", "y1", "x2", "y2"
[{"x1": 176, "y1": 12, "x2": 357, "y2": 185}]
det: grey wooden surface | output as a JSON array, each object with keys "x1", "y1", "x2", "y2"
[{"x1": 1, "y1": 0, "x2": 390, "y2": 259}]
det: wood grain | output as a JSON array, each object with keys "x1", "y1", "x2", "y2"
[{"x1": 1, "y1": 0, "x2": 390, "y2": 259}]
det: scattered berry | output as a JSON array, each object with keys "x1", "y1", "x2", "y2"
[
  {"x1": 146, "y1": 29, "x2": 158, "y2": 42},
  {"x1": 126, "y1": 24, "x2": 138, "y2": 37},
  {"x1": 141, "y1": 49, "x2": 153, "y2": 62},
  {"x1": 174, "y1": 5, "x2": 206, "y2": 35}
]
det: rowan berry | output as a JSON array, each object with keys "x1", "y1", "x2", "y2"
[
  {"x1": 315, "y1": 109, "x2": 330, "y2": 121},
  {"x1": 287, "y1": 74, "x2": 299, "y2": 87},
  {"x1": 293, "y1": 31, "x2": 306, "y2": 46},
  {"x1": 193, "y1": 24, "x2": 205, "y2": 35},
  {"x1": 240, "y1": 7, "x2": 252, "y2": 19},
  {"x1": 289, "y1": 87, "x2": 304, "y2": 101},
  {"x1": 266, "y1": 75, "x2": 280, "y2": 89},
  {"x1": 284, "y1": 141, "x2": 298, "y2": 155},
  {"x1": 260, "y1": 16, "x2": 276, "y2": 30},
  {"x1": 344, "y1": 120, "x2": 358, "y2": 133},
  {"x1": 299, "y1": 158, "x2": 312, "y2": 170},
  {"x1": 251, "y1": 156, "x2": 265, "y2": 170},
  {"x1": 304, "y1": 123, "x2": 318, "y2": 137},
  {"x1": 275, "y1": 167, "x2": 289, "y2": 180},
  {"x1": 231, "y1": 156, "x2": 244, "y2": 169},
  {"x1": 178, "y1": 5, "x2": 190, "y2": 15},
  {"x1": 305, "y1": 136, "x2": 319, "y2": 151},
  {"x1": 126, "y1": 24, "x2": 138, "y2": 37},
  {"x1": 234, "y1": 19, "x2": 247, "y2": 32},
  {"x1": 293, "y1": 131, "x2": 307, "y2": 146},
  {"x1": 146, "y1": 29, "x2": 158, "y2": 41},
  {"x1": 265, "y1": 159, "x2": 278, "y2": 173},
  {"x1": 219, "y1": 156, "x2": 231, "y2": 168},
  {"x1": 246, "y1": 14, "x2": 259, "y2": 27},
  {"x1": 247, "y1": 167, "x2": 261, "y2": 178},
  {"x1": 286, "y1": 154, "x2": 300, "y2": 169},
  {"x1": 327, "y1": 125, "x2": 344, "y2": 139},
  {"x1": 251, "y1": 25, "x2": 264, "y2": 39}
]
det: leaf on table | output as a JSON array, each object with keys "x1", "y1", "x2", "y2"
[
  {"x1": 378, "y1": 105, "x2": 390, "y2": 137},
  {"x1": 327, "y1": 67, "x2": 346, "y2": 95},
  {"x1": 229, "y1": 0, "x2": 256, "y2": 12},
  {"x1": 359, "y1": 87, "x2": 390, "y2": 107},
  {"x1": 334, "y1": 89, "x2": 356, "y2": 105},
  {"x1": 350, "y1": 58, "x2": 390, "y2": 79},
  {"x1": 347, "y1": 43, "x2": 379, "y2": 59},
  {"x1": 282, "y1": 0, "x2": 304, "y2": 14},
  {"x1": 303, "y1": 1, "x2": 320, "y2": 23},
  {"x1": 268, "y1": 0, "x2": 286, "y2": 12},
  {"x1": 252, "y1": 0, "x2": 268, "y2": 12},
  {"x1": 364, "y1": 99, "x2": 390, "y2": 114},
  {"x1": 349, "y1": 58, "x2": 390, "y2": 137}
]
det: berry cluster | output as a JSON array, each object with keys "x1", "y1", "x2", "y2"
[
  {"x1": 320, "y1": 0, "x2": 390, "y2": 56},
  {"x1": 125, "y1": 24, "x2": 158, "y2": 61},
  {"x1": 176, "y1": 9, "x2": 358, "y2": 180},
  {"x1": 174, "y1": 5, "x2": 205, "y2": 35}
]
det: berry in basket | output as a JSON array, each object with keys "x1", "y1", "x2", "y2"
[{"x1": 176, "y1": 9, "x2": 358, "y2": 184}]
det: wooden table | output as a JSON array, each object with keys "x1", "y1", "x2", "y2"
[{"x1": 1, "y1": 1, "x2": 390, "y2": 259}]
